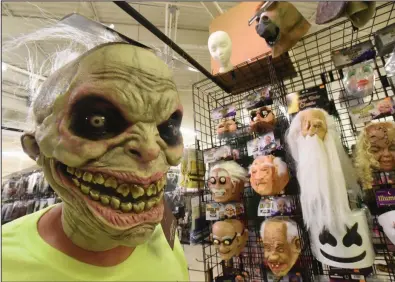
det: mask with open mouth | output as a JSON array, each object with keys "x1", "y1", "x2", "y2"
[{"x1": 21, "y1": 43, "x2": 184, "y2": 251}]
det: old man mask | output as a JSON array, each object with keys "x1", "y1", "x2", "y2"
[
  {"x1": 21, "y1": 42, "x2": 184, "y2": 251},
  {"x1": 286, "y1": 108, "x2": 360, "y2": 233},
  {"x1": 260, "y1": 218, "x2": 301, "y2": 277},
  {"x1": 249, "y1": 155, "x2": 289, "y2": 196},
  {"x1": 208, "y1": 161, "x2": 247, "y2": 203},
  {"x1": 212, "y1": 219, "x2": 249, "y2": 261}
]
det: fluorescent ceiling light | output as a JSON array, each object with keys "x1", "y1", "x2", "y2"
[
  {"x1": 2, "y1": 62, "x2": 7, "y2": 72},
  {"x1": 2, "y1": 151, "x2": 29, "y2": 157},
  {"x1": 187, "y1": 66, "x2": 199, "y2": 72},
  {"x1": 109, "y1": 24, "x2": 115, "y2": 29}
]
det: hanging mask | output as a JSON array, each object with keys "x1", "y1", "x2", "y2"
[
  {"x1": 212, "y1": 219, "x2": 249, "y2": 261},
  {"x1": 254, "y1": 2, "x2": 311, "y2": 58},
  {"x1": 260, "y1": 218, "x2": 301, "y2": 277},
  {"x1": 250, "y1": 107, "x2": 275, "y2": 134},
  {"x1": 378, "y1": 211, "x2": 395, "y2": 245},
  {"x1": 343, "y1": 61, "x2": 375, "y2": 98},
  {"x1": 249, "y1": 155, "x2": 289, "y2": 196},
  {"x1": 208, "y1": 161, "x2": 247, "y2": 203},
  {"x1": 310, "y1": 209, "x2": 375, "y2": 269}
]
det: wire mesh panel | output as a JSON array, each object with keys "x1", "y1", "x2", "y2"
[{"x1": 193, "y1": 3, "x2": 395, "y2": 282}]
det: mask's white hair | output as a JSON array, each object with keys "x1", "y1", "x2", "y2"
[
  {"x1": 248, "y1": 156, "x2": 288, "y2": 177},
  {"x1": 211, "y1": 161, "x2": 248, "y2": 185},
  {"x1": 260, "y1": 219, "x2": 299, "y2": 243},
  {"x1": 285, "y1": 108, "x2": 360, "y2": 233},
  {"x1": 3, "y1": 21, "x2": 127, "y2": 131}
]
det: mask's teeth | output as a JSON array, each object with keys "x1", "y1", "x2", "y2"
[
  {"x1": 72, "y1": 178, "x2": 80, "y2": 187},
  {"x1": 67, "y1": 167, "x2": 75, "y2": 175},
  {"x1": 110, "y1": 196, "x2": 120, "y2": 210},
  {"x1": 83, "y1": 172, "x2": 93, "y2": 182},
  {"x1": 120, "y1": 202, "x2": 133, "y2": 212},
  {"x1": 133, "y1": 202, "x2": 145, "y2": 213},
  {"x1": 100, "y1": 195, "x2": 110, "y2": 205},
  {"x1": 104, "y1": 177, "x2": 118, "y2": 189},
  {"x1": 81, "y1": 184, "x2": 91, "y2": 195},
  {"x1": 130, "y1": 185, "x2": 145, "y2": 199},
  {"x1": 116, "y1": 184, "x2": 130, "y2": 197},
  {"x1": 93, "y1": 173, "x2": 105, "y2": 185},
  {"x1": 145, "y1": 199, "x2": 156, "y2": 211},
  {"x1": 75, "y1": 169, "x2": 82, "y2": 178},
  {"x1": 89, "y1": 190, "x2": 100, "y2": 201},
  {"x1": 146, "y1": 184, "x2": 157, "y2": 197},
  {"x1": 157, "y1": 177, "x2": 166, "y2": 192}
]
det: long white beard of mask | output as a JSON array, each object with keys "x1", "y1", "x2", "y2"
[{"x1": 296, "y1": 134, "x2": 351, "y2": 233}]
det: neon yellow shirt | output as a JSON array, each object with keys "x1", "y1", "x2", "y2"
[{"x1": 2, "y1": 206, "x2": 189, "y2": 281}]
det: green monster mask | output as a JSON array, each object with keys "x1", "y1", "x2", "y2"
[{"x1": 21, "y1": 43, "x2": 184, "y2": 251}]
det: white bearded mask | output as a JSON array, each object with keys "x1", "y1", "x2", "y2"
[
  {"x1": 286, "y1": 108, "x2": 360, "y2": 233},
  {"x1": 310, "y1": 209, "x2": 375, "y2": 269},
  {"x1": 13, "y1": 27, "x2": 184, "y2": 251}
]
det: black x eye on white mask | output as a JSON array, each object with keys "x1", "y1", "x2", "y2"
[{"x1": 310, "y1": 209, "x2": 375, "y2": 269}]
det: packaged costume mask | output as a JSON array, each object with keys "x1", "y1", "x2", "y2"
[
  {"x1": 16, "y1": 18, "x2": 185, "y2": 251},
  {"x1": 355, "y1": 122, "x2": 395, "y2": 189},
  {"x1": 208, "y1": 161, "x2": 247, "y2": 203},
  {"x1": 286, "y1": 108, "x2": 360, "y2": 233},
  {"x1": 343, "y1": 61, "x2": 375, "y2": 98},
  {"x1": 249, "y1": 155, "x2": 289, "y2": 196},
  {"x1": 378, "y1": 211, "x2": 395, "y2": 245},
  {"x1": 254, "y1": 2, "x2": 311, "y2": 58},
  {"x1": 310, "y1": 209, "x2": 375, "y2": 269},
  {"x1": 217, "y1": 119, "x2": 237, "y2": 137},
  {"x1": 260, "y1": 218, "x2": 301, "y2": 277},
  {"x1": 212, "y1": 219, "x2": 249, "y2": 261}
]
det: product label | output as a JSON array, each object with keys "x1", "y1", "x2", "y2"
[
  {"x1": 331, "y1": 41, "x2": 375, "y2": 68},
  {"x1": 349, "y1": 97, "x2": 395, "y2": 125},
  {"x1": 286, "y1": 85, "x2": 330, "y2": 114},
  {"x1": 206, "y1": 202, "x2": 245, "y2": 220},
  {"x1": 247, "y1": 132, "x2": 279, "y2": 158},
  {"x1": 375, "y1": 189, "x2": 395, "y2": 207},
  {"x1": 161, "y1": 200, "x2": 177, "y2": 249},
  {"x1": 212, "y1": 104, "x2": 236, "y2": 120}
]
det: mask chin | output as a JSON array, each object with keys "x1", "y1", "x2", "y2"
[{"x1": 255, "y1": 21, "x2": 280, "y2": 47}]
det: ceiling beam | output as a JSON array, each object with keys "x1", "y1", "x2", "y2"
[
  {"x1": 2, "y1": 3, "x2": 15, "y2": 17},
  {"x1": 200, "y1": 2, "x2": 223, "y2": 19}
]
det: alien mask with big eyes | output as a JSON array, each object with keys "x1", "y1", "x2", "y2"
[{"x1": 21, "y1": 43, "x2": 184, "y2": 250}]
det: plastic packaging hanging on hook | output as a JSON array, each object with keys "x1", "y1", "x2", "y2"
[
  {"x1": 385, "y1": 48, "x2": 395, "y2": 77},
  {"x1": 343, "y1": 61, "x2": 375, "y2": 98}
]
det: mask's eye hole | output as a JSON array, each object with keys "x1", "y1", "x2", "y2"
[
  {"x1": 219, "y1": 176, "x2": 226, "y2": 184},
  {"x1": 223, "y1": 239, "x2": 231, "y2": 246},
  {"x1": 319, "y1": 229, "x2": 337, "y2": 247},
  {"x1": 157, "y1": 111, "x2": 182, "y2": 146},
  {"x1": 69, "y1": 96, "x2": 129, "y2": 140},
  {"x1": 213, "y1": 239, "x2": 220, "y2": 245},
  {"x1": 343, "y1": 223, "x2": 362, "y2": 247}
]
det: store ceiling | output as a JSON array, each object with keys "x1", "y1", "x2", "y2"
[{"x1": 1, "y1": 1, "x2": 322, "y2": 178}]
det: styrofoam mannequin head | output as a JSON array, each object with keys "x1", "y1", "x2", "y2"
[{"x1": 208, "y1": 31, "x2": 233, "y2": 73}]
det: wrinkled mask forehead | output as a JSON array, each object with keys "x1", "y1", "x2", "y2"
[
  {"x1": 211, "y1": 168, "x2": 230, "y2": 178},
  {"x1": 68, "y1": 43, "x2": 180, "y2": 124}
]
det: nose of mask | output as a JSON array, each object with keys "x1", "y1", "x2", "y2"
[{"x1": 255, "y1": 21, "x2": 280, "y2": 47}]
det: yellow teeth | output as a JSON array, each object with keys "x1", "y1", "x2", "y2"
[
  {"x1": 105, "y1": 177, "x2": 118, "y2": 189},
  {"x1": 111, "y1": 197, "x2": 120, "y2": 209},
  {"x1": 100, "y1": 195, "x2": 110, "y2": 205},
  {"x1": 83, "y1": 172, "x2": 93, "y2": 182},
  {"x1": 81, "y1": 184, "x2": 90, "y2": 195},
  {"x1": 89, "y1": 190, "x2": 100, "y2": 201},
  {"x1": 145, "y1": 199, "x2": 156, "y2": 210},
  {"x1": 146, "y1": 184, "x2": 157, "y2": 197},
  {"x1": 121, "y1": 202, "x2": 133, "y2": 212},
  {"x1": 116, "y1": 184, "x2": 130, "y2": 197},
  {"x1": 67, "y1": 167, "x2": 75, "y2": 175},
  {"x1": 130, "y1": 186, "x2": 145, "y2": 199},
  {"x1": 133, "y1": 202, "x2": 145, "y2": 213},
  {"x1": 93, "y1": 173, "x2": 105, "y2": 185},
  {"x1": 72, "y1": 178, "x2": 80, "y2": 187},
  {"x1": 75, "y1": 169, "x2": 82, "y2": 178}
]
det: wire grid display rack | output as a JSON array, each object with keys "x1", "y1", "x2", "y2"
[{"x1": 192, "y1": 2, "x2": 395, "y2": 282}]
